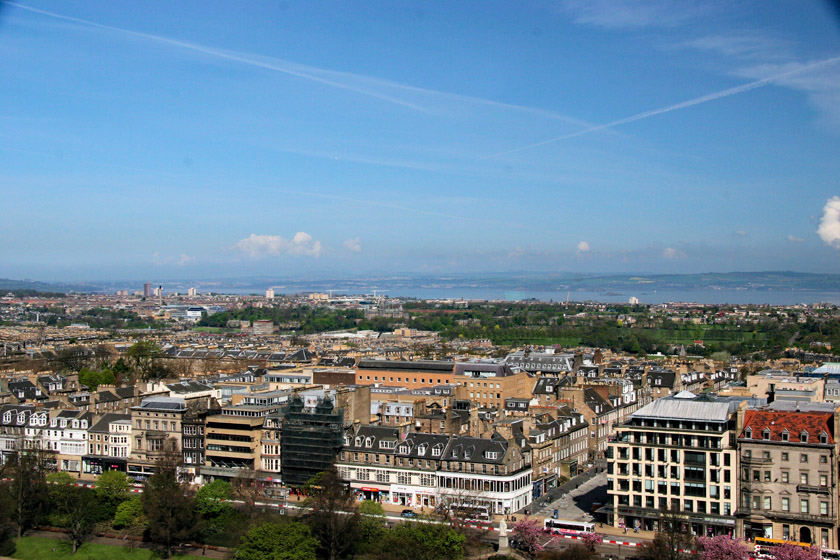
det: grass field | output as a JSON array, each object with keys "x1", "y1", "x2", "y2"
[{"x1": 12, "y1": 537, "x2": 193, "y2": 560}]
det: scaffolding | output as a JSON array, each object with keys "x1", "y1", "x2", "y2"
[{"x1": 281, "y1": 395, "x2": 344, "y2": 488}]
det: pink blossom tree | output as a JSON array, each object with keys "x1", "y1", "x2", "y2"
[
  {"x1": 579, "y1": 531, "x2": 602, "y2": 552},
  {"x1": 770, "y1": 543, "x2": 821, "y2": 560},
  {"x1": 511, "y1": 517, "x2": 544, "y2": 555},
  {"x1": 696, "y1": 535, "x2": 749, "y2": 560}
]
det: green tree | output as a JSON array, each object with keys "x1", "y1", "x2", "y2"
[
  {"x1": 195, "y1": 479, "x2": 233, "y2": 518},
  {"x1": 78, "y1": 367, "x2": 116, "y2": 391},
  {"x1": 111, "y1": 357, "x2": 130, "y2": 382},
  {"x1": 113, "y1": 495, "x2": 147, "y2": 530},
  {"x1": 358, "y1": 500, "x2": 387, "y2": 552},
  {"x1": 51, "y1": 483, "x2": 98, "y2": 554},
  {"x1": 47, "y1": 471, "x2": 75, "y2": 485},
  {"x1": 371, "y1": 522, "x2": 466, "y2": 560},
  {"x1": 235, "y1": 520, "x2": 318, "y2": 560},
  {"x1": 142, "y1": 452, "x2": 199, "y2": 558},
  {"x1": 95, "y1": 469, "x2": 131, "y2": 507}
]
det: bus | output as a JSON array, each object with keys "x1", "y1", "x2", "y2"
[
  {"x1": 753, "y1": 537, "x2": 815, "y2": 558},
  {"x1": 543, "y1": 519, "x2": 595, "y2": 535},
  {"x1": 450, "y1": 505, "x2": 491, "y2": 523}
]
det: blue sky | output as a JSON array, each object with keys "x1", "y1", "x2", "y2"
[{"x1": 1, "y1": 0, "x2": 839, "y2": 281}]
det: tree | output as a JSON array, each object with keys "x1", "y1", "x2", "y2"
[
  {"x1": 358, "y1": 500, "x2": 387, "y2": 553},
  {"x1": 769, "y1": 543, "x2": 821, "y2": 560},
  {"x1": 95, "y1": 469, "x2": 130, "y2": 506},
  {"x1": 50, "y1": 483, "x2": 98, "y2": 554},
  {"x1": 0, "y1": 477, "x2": 16, "y2": 557},
  {"x1": 113, "y1": 495, "x2": 147, "y2": 531},
  {"x1": 696, "y1": 535, "x2": 749, "y2": 560},
  {"x1": 195, "y1": 479, "x2": 233, "y2": 518},
  {"x1": 7, "y1": 448, "x2": 50, "y2": 537},
  {"x1": 370, "y1": 522, "x2": 466, "y2": 560},
  {"x1": 579, "y1": 531, "x2": 602, "y2": 552},
  {"x1": 141, "y1": 453, "x2": 199, "y2": 558},
  {"x1": 78, "y1": 367, "x2": 116, "y2": 391},
  {"x1": 126, "y1": 341, "x2": 165, "y2": 380},
  {"x1": 234, "y1": 520, "x2": 318, "y2": 560},
  {"x1": 303, "y1": 470, "x2": 360, "y2": 560},
  {"x1": 111, "y1": 357, "x2": 130, "y2": 382},
  {"x1": 511, "y1": 517, "x2": 544, "y2": 556}
]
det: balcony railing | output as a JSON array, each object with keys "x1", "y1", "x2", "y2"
[
  {"x1": 741, "y1": 456, "x2": 771, "y2": 465},
  {"x1": 796, "y1": 484, "x2": 831, "y2": 494}
]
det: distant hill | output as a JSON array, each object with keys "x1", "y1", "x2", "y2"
[{"x1": 0, "y1": 278, "x2": 101, "y2": 293}]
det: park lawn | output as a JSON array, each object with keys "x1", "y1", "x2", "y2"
[{"x1": 12, "y1": 536, "x2": 193, "y2": 560}]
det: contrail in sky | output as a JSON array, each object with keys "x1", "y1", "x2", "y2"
[
  {"x1": 2, "y1": 1, "x2": 432, "y2": 112},
  {"x1": 484, "y1": 55, "x2": 840, "y2": 159},
  {"x1": 2, "y1": 1, "x2": 588, "y2": 124}
]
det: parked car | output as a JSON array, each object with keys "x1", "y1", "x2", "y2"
[{"x1": 401, "y1": 509, "x2": 418, "y2": 518}]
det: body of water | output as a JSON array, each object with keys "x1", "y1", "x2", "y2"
[{"x1": 212, "y1": 284, "x2": 840, "y2": 306}]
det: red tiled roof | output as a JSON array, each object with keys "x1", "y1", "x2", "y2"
[{"x1": 740, "y1": 410, "x2": 835, "y2": 444}]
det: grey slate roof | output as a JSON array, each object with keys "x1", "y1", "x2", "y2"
[{"x1": 631, "y1": 392, "x2": 741, "y2": 422}]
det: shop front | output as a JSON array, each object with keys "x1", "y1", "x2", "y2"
[
  {"x1": 389, "y1": 485, "x2": 436, "y2": 508},
  {"x1": 83, "y1": 456, "x2": 127, "y2": 475},
  {"x1": 351, "y1": 484, "x2": 390, "y2": 503}
]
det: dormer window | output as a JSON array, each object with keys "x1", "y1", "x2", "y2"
[
  {"x1": 355, "y1": 437, "x2": 362, "y2": 447},
  {"x1": 763, "y1": 428, "x2": 771, "y2": 440},
  {"x1": 398, "y1": 445, "x2": 408, "y2": 454},
  {"x1": 485, "y1": 451, "x2": 498, "y2": 459},
  {"x1": 417, "y1": 444, "x2": 427, "y2": 455},
  {"x1": 800, "y1": 431, "x2": 809, "y2": 443},
  {"x1": 344, "y1": 436, "x2": 351, "y2": 446},
  {"x1": 745, "y1": 428, "x2": 753, "y2": 439},
  {"x1": 820, "y1": 432, "x2": 829, "y2": 445},
  {"x1": 365, "y1": 437, "x2": 374, "y2": 448},
  {"x1": 431, "y1": 444, "x2": 442, "y2": 456},
  {"x1": 781, "y1": 430, "x2": 789, "y2": 442}
]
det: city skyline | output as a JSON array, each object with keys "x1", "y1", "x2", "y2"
[{"x1": 1, "y1": 1, "x2": 839, "y2": 281}]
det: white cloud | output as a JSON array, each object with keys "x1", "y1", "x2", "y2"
[
  {"x1": 177, "y1": 254, "x2": 195, "y2": 266},
  {"x1": 663, "y1": 247, "x2": 686, "y2": 259},
  {"x1": 559, "y1": 0, "x2": 712, "y2": 29},
  {"x1": 817, "y1": 196, "x2": 840, "y2": 249},
  {"x1": 343, "y1": 237, "x2": 362, "y2": 253},
  {"x1": 577, "y1": 241, "x2": 591, "y2": 253},
  {"x1": 234, "y1": 232, "x2": 324, "y2": 258},
  {"x1": 734, "y1": 230, "x2": 747, "y2": 236},
  {"x1": 787, "y1": 235, "x2": 805, "y2": 243}
]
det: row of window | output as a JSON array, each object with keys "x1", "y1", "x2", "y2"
[
  {"x1": 747, "y1": 468, "x2": 828, "y2": 486},
  {"x1": 618, "y1": 495, "x2": 732, "y2": 515},
  {"x1": 744, "y1": 494, "x2": 831, "y2": 515},
  {"x1": 744, "y1": 449, "x2": 828, "y2": 463},
  {"x1": 743, "y1": 427, "x2": 828, "y2": 444}
]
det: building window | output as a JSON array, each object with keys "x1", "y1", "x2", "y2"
[
  {"x1": 801, "y1": 454, "x2": 808, "y2": 463},
  {"x1": 781, "y1": 471, "x2": 789, "y2": 483},
  {"x1": 763, "y1": 497, "x2": 771, "y2": 510},
  {"x1": 801, "y1": 473, "x2": 809, "y2": 485},
  {"x1": 781, "y1": 452, "x2": 789, "y2": 461},
  {"x1": 801, "y1": 499, "x2": 809, "y2": 514},
  {"x1": 821, "y1": 501, "x2": 829, "y2": 516},
  {"x1": 782, "y1": 497, "x2": 790, "y2": 512}
]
